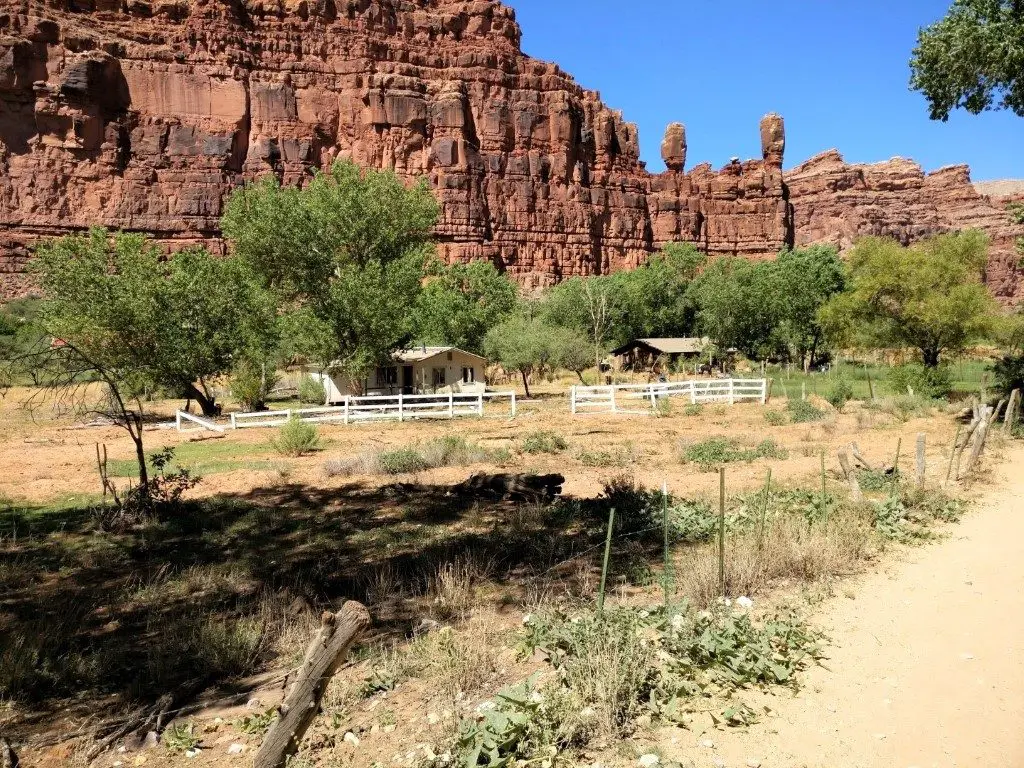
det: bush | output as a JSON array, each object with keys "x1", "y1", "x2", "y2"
[
  {"x1": 786, "y1": 398, "x2": 825, "y2": 423},
  {"x1": 681, "y1": 437, "x2": 788, "y2": 471},
  {"x1": 865, "y1": 394, "x2": 935, "y2": 422},
  {"x1": 887, "y1": 363, "x2": 951, "y2": 399},
  {"x1": 297, "y1": 376, "x2": 327, "y2": 405},
  {"x1": 825, "y1": 376, "x2": 854, "y2": 412},
  {"x1": 231, "y1": 361, "x2": 279, "y2": 411},
  {"x1": 992, "y1": 354, "x2": 1024, "y2": 396},
  {"x1": 377, "y1": 447, "x2": 429, "y2": 474},
  {"x1": 684, "y1": 403, "x2": 704, "y2": 417},
  {"x1": 522, "y1": 430, "x2": 569, "y2": 455},
  {"x1": 271, "y1": 416, "x2": 321, "y2": 457},
  {"x1": 764, "y1": 408, "x2": 786, "y2": 426},
  {"x1": 325, "y1": 435, "x2": 498, "y2": 476}
]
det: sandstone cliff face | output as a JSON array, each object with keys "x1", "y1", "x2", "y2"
[{"x1": 0, "y1": 0, "x2": 1020, "y2": 302}]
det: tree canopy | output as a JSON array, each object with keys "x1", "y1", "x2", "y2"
[
  {"x1": 412, "y1": 259, "x2": 519, "y2": 354},
  {"x1": 819, "y1": 231, "x2": 997, "y2": 367},
  {"x1": 910, "y1": 0, "x2": 1024, "y2": 120},
  {"x1": 221, "y1": 160, "x2": 438, "y2": 378}
]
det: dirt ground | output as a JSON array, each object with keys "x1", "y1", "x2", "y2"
[
  {"x1": 0, "y1": 382, "x2": 962, "y2": 506},
  {"x1": 662, "y1": 440, "x2": 1024, "y2": 768}
]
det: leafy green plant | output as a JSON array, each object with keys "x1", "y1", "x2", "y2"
[
  {"x1": 521, "y1": 430, "x2": 568, "y2": 455},
  {"x1": 684, "y1": 403, "x2": 704, "y2": 417},
  {"x1": 763, "y1": 408, "x2": 786, "y2": 426},
  {"x1": 271, "y1": 415, "x2": 321, "y2": 457},
  {"x1": 576, "y1": 444, "x2": 638, "y2": 467},
  {"x1": 456, "y1": 679, "x2": 546, "y2": 768},
  {"x1": 232, "y1": 360, "x2": 280, "y2": 412},
  {"x1": 378, "y1": 447, "x2": 429, "y2": 474},
  {"x1": 237, "y1": 707, "x2": 278, "y2": 735},
  {"x1": 786, "y1": 398, "x2": 825, "y2": 423},
  {"x1": 681, "y1": 437, "x2": 788, "y2": 471},
  {"x1": 825, "y1": 376, "x2": 854, "y2": 412},
  {"x1": 297, "y1": 375, "x2": 327, "y2": 405},
  {"x1": 887, "y1": 363, "x2": 952, "y2": 399},
  {"x1": 653, "y1": 396, "x2": 673, "y2": 418},
  {"x1": 163, "y1": 721, "x2": 201, "y2": 754},
  {"x1": 992, "y1": 354, "x2": 1024, "y2": 396}
]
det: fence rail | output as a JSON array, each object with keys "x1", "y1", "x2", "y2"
[
  {"x1": 177, "y1": 391, "x2": 517, "y2": 433},
  {"x1": 570, "y1": 378, "x2": 767, "y2": 415}
]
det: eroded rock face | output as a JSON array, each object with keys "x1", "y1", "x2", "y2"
[{"x1": 0, "y1": 1, "x2": 1020, "y2": 302}]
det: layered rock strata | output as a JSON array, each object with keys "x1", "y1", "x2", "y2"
[{"x1": 0, "y1": 0, "x2": 1020, "y2": 301}]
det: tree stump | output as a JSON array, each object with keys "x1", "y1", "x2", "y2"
[
  {"x1": 837, "y1": 448, "x2": 863, "y2": 502},
  {"x1": 255, "y1": 602, "x2": 370, "y2": 768},
  {"x1": 915, "y1": 433, "x2": 926, "y2": 488}
]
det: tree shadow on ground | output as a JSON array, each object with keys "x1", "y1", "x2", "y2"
[{"x1": 0, "y1": 475, "x2": 628, "y2": 733}]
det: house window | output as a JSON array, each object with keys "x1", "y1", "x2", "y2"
[
  {"x1": 462, "y1": 366, "x2": 474, "y2": 383},
  {"x1": 432, "y1": 367, "x2": 446, "y2": 387},
  {"x1": 376, "y1": 366, "x2": 398, "y2": 386}
]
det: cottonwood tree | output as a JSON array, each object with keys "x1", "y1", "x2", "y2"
[
  {"x1": 819, "y1": 231, "x2": 998, "y2": 367},
  {"x1": 222, "y1": 160, "x2": 438, "y2": 382},
  {"x1": 910, "y1": 0, "x2": 1024, "y2": 121},
  {"x1": 483, "y1": 316, "x2": 558, "y2": 397},
  {"x1": 13, "y1": 229, "x2": 275, "y2": 495},
  {"x1": 413, "y1": 260, "x2": 519, "y2": 354},
  {"x1": 543, "y1": 276, "x2": 614, "y2": 372},
  {"x1": 773, "y1": 245, "x2": 846, "y2": 370}
]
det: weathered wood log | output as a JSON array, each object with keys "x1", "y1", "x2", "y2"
[
  {"x1": 457, "y1": 473, "x2": 565, "y2": 503},
  {"x1": 255, "y1": 602, "x2": 370, "y2": 768},
  {"x1": 1003, "y1": 389, "x2": 1020, "y2": 435},
  {"x1": 915, "y1": 433, "x2": 926, "y2": 488},
  {"x1": 960, "y1": 406, "x2": 994, "y2": 479},
  {"x1": 837, "y1": 449, "x2": 862, "y2": 502},
  {"x1": 1, "y1": 736, "x2": 17, "y2": 768},
  {"x1": 849, "y1": 442, "x2": 875, "y2": 471},
  {"x1": 951, "y1": 409, "x2": 984, "y2": 483}
]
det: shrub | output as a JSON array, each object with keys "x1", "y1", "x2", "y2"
[
  {"x1": 825, "y1": 376, "x2": 854, "y2": 412},
  {"x1": 887, "y1": 363, "x2": 952, "y2": 399},
  {"x1": 297, "y1": 376, "x2": 327, "y2": 405},
  {"x1": 865, "y1": 394, "x2": 935, "y2": 422},
  {"x1": 231, "y1": 361, "x2": 279, "y2": 411},
  {"x1": 377, "y1": 447, "x2": 429, "y2": 474},
  {"x1": 521, "y1": 430, "x2": 568, "y2": 455},
  {"x1": 786, "y1": 398, "x2": 825, "y2": 423},
  {"x1": 681, "y1": 437, "x2": 788, "y2": 471},
  {"x1": 576, "y1": 443, "x2": 638, "y2": 467},
  {"x1": 271, "y1": 415, "x2": 321, "y2": 457},
  {"x1": 764, "y1": 408, "x2": 786, "y2": 426},
  {"x1": 992, "y1": 354, "x2": 1024, "y2": 396},
  {"x1": 653, "y1": 396, "x2": 673, "y2": 418},
  {"x1": 684, "y1": 403, "x2": 704, "y2": 417},
  {"x1": 326, "y1": 435, "x2": 497, "y2": 476}
]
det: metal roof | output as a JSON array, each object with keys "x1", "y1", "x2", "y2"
[
  {"x1": 394, "y1": 346, "x2": 486, "y2": 363},
  {"x1": 611, "y1": 337, "x2": 708, "y2": 356}
]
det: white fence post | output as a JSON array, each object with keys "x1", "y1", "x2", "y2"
[
  {"x1": 761, "y1": 380, "x2": 767, "y2": 405},
  {"x1": 477, "y1": 392, "x2": 484, "y2": 416},
  {"x1": 610, "y1": 387, "x2": 617, "y2": 413},
  {"x1": 690, "y1": 381, "x2": 696, "y2": 405},
  {"x1": 176, "y1": 410, "x2": 182, "y2": 432},
  {"x1": 230, "y1": 412, "x2": 237, "y2": 430},
  {"x1": 510, "y1": 391, "x2": 517, "y2": 418},
  {"x1": 728, "y1": 378, "x2": 735, "y2": 406},
  {"x1": 398, "y1": 392, "x2": 404, "y2": 422},
  {"x1": 449, "y1": 391, "x2": 454, "y2": 419},
  {"x1": 571, "y1": 386, "x2": 577, "y2": 415},
  {"x1": 343, "y1": 397, "x2": 350, "y2": 425}
]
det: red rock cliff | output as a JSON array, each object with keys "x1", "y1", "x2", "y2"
[{"x1": 0, "y1": 0, "x2": 1020, "y2": 301}]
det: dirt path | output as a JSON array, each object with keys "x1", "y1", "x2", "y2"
[{"x1": 677, "y1": 444, "x2": 1024, "y2": 768}]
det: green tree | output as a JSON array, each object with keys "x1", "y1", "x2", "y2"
[
  {"x1": 773, "y1": 245, "x2": 846, "y2": 369},
  {"x1": 19, "y1": 229, "x2": 276, "y2": 492},
  {"x1": 413, "y1": 259, "x2": 518, "y2": 353},
  {"x1": 548, "y1": 326, "x2": 594, "y2": 384},
  {"x1": 819, "y1": 231, "x2": 998, "y2": 367},
  {"x1": 689, "y1": 257, "x2": 783, "y2": 360},
  {"x1": 542, "y1": 275, "x2": 614, "y2": 371},
  {"x1": 610, "y1": 242, "x2": 705, "y2": 343},
  {"x1": 909, "y1": 0, "x2": 1024, "y2": 121},
  {"x1": 483, "y1": 315, "x2": 557, "y2": 397},
  {"x1": 222, "y1": 160, "x2": 438, "y2": 381}
]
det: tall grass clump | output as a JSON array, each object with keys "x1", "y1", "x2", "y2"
[
  {"x1": 324, "y1": 435, "x2": 499, "y2": 477},
  {"x1": 786, "y1": 398, "x2": 826, "y2": 423},
  {"x1": 522, "y1": 430, "x2": 569, "y2": 455},
  {"x1": 271, "y1": 415, "x2": 321, "y2": 457},
  {"x1": 680, "y1": 437, "x2": 787, "y2": 471}
]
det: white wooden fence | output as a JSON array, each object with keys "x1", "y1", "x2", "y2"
[
  {"x1": 176, "y1": 391, "x2": 517, "y2": 433},
  {"x1": 570, "y1": 378, "x2": 767, "y2": 415}
]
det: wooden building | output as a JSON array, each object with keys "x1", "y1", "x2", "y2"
[{"x1": 610, "y1": 337, "x2": 708, "y2": 370}]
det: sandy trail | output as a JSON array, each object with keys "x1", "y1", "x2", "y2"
[{"x1": 684, "y1": 444, "x2": 1024, "y2": 768}]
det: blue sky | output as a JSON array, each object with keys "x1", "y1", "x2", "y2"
[{"x1": 509, "y1": 0, "x2": 1023, "y2": 180}]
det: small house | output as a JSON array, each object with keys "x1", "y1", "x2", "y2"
[
  {"x1": 312, "y1": 346, "x2": 487, "y2": 402},
  {"x1": 611, "y1": 337, "x2": 708, "y2": 371}
]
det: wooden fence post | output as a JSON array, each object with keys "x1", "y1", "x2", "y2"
[
  {"x1": 343, "y1": 396, "x2": 350, "y2": 425},
  {"x1": 570, "y1": 386, "x2": 577, "y2": 415},
  {"x1": 837, "y1": 448, "x2": 863, "y2": 502},
  {"x1": 510, "y1": 391, "x2": 517, "y2": 418},
  {"x1": 398, "y1": 392, "x2": 404, "y2": 422},
  {"x1": 477, "y1": 392, "x2": 484, "y2": 416},
  {"x1": 1004, "y1": 389, "x2": 1020, "y2": 435},
  {"x1": 915, "y1": 433, "x2": 926, "y2": 488},
  {"x1": 728, "y1": 378, "x2": 735, "y2": 405},
  {"x1": 175, "y1": 411, "x2": 182, "y2": 432},
  {"x1": 448, "y1": 391, "x2": 454, "y2": 419},
  {"x1": 960, "y1": 406, "x2": 994, "y2": 480},
  {"x1": 255, "y1": 602, "x2": 370, "y2": 768},
  {"x1": 610, "y1": 386, "x2": 617, "y2": 413},
  {"x1": 952, "y1": 409, "x2": 983, "y2": 482}
]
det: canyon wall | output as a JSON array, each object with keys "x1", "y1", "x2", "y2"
[{"x1": 0, "y1": 0, "x2": 1020, "y2": 301}]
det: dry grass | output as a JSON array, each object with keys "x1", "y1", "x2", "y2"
[{"x1": 428, "y1": 553, "x2": 494, "y2": 621}]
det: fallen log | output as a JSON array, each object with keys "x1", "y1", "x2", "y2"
[
  {"x1": 456, "y1": 473, "x2": 565, "y2": 503},
  {"x1": 255, "y1": 602, "x2": 370, "y2": 768}
]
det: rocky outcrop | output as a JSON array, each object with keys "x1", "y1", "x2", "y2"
[
  {"x1": 0, "y1": 1, "x2": 1020, "y2": 302},
  {"x1": 787, "y1": 151, "x2": 1024, "y2": 300}
]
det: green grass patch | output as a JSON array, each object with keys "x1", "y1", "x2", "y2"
[
  {"x1": 681, "y1": 437, "x2": 788, "y2": 471},
  {"x1": 106, "y1": 439, "x2": 278, "y2": 477}
]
